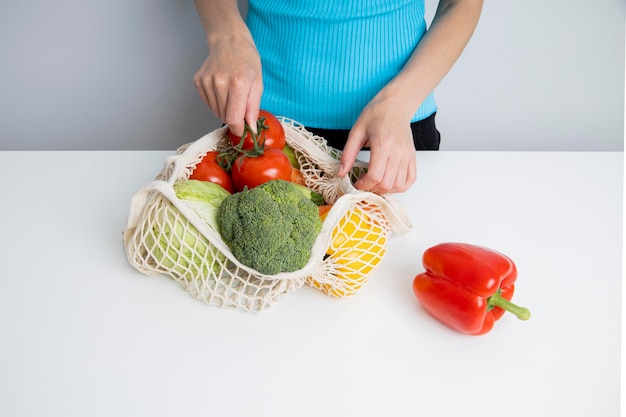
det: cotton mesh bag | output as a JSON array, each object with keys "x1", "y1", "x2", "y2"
[{"x1": 123, "y1": 118, "x2": 412, "y2": 311}]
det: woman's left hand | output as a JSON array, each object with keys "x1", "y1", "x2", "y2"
[
  {"x1": 338, "y1": 103, "x2": 417, "y2": 194},
  {"x1": 337, "y1": 0, "x2": 484, "y2": 194}
]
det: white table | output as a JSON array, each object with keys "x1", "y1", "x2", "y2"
[{"x1": 0, "y1": 150, "x2": 622, "y2": 417}]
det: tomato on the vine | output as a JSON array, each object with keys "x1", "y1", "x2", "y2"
[
  {"x1": 231, "y1": 148, "x2": 291, "y2": 191},
  {"x1": 189, "y1": 151, "x2": 236, "y2": 194},
  {"x1": 228, "y1": 110, "x2": 286, "y2": 151}
]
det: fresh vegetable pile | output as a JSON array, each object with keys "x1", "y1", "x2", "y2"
[
  {"x1": 124, "y1": 113, "x2": 531, "y2": 335},
  {"x1": 123, "y1": 111, "x2": 412, "y2": 311}
]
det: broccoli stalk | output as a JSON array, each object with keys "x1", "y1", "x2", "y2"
[
  {"x1": 292, "y1": 183, "x2": 326, "y2": 206},
  {"x1": 217, "y1": 180, "x2": 323, "y2": 275}
]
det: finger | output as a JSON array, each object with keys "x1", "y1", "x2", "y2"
[
  {"x1": 205, "y1": 71, "x2": 234, "y2": 125},
  {"x1": 193, "y1": 71, "x2": 211, "y2": 109},
  {"x1": 194, "y1": 67, "x2": 224, "y2": 123},
  {"x1": 224, "y1": 100, "x2": 246, "y2": 137},
  {"x1": 399, "y1": 154, "x2": 417, "y2": 192},
  {"x1": 354, "y1": 171, "x2": 383, "y2": 192},
  {"x1": 356, "y1": 144, "x2": 412, "y2": 193},
  {"x1": 199, "y1": 80, "x2": 224, "y2": 124},
  {"x1": 376, "y1": 152, "x2": 416, "y2": 194},
  {"x1": 244, "y1": 79, "x2": 263, "y2": 134},
  {"x1": 391, "y1": 161, "x2": 410, "y2": 194},
  {"x1": 339, "y1": 128, "x2": 366, "y2": 177},
  {"x1": 204, "y1": 85, "x2": 222, "y2": 124},
  {"x1": 353, "y1": 150, "x2": 387, "y2": 191},
  {"x1": 224, "y1": 75, "x2": 261, "y2": 137}
]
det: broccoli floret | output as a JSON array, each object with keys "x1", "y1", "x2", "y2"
[{"x1": 217, "y1": 180, "x2": 323, "y2": 275}]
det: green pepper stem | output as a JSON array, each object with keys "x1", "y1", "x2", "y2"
[{"x1": 487, "y1": 292, "x2": 531, "y2": 321}]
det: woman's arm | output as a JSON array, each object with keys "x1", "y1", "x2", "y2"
[
  {"x1": 340, "y1": 0, "x2": 484, "y2": 194},
  {"x1": 193, "y1": 0, "x2": 263, "y2": 136}
]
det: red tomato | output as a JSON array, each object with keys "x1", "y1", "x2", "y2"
[
  {"x1": 189, "y1": 151, "x2": 235, "y2": 194},
  {"x1": 229, "y1": 110, "x2": 286, "y2": 151},
  {"x1": 231, "y1": 148, "x2": 291, "y2": 191}
]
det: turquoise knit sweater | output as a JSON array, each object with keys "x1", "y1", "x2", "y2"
[{"x1": 246, "y1": 0, "x2": 437, "y2": 129}]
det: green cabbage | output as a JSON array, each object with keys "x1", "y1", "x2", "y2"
[
  {"x1": 173, "y1": 180, "x2": 231, "y2": 230},
  {"x1": 147, "y1": 180, "x2": 231, "y2": 281}
]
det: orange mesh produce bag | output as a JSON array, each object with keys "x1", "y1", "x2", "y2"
[{"x1": 123, "y1": 119, "x2": 412, "y2": 311}]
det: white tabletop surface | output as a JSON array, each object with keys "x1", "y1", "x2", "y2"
[{"x1": 0, "y1": 150, "x2": 622, "y2": 417}]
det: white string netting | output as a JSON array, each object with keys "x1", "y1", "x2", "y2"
[
  {"x1": 123, "y1": 118, "x2": 413, "y2": 312},
  {"x1": 306, "y1": 199, "x2": 390, "y2": 298}
]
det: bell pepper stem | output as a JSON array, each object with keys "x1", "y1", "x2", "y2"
[{"x1": 487, "y1": 292, "x2": 531, "y2": 321}]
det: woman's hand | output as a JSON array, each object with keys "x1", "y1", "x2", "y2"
[
  {"x1": 339, "y1": 99, "x2": 417, "y2": 194},
  {"x1": 193, "y1": 34, "x2": 263, "y2": 137},
  {"x1": 337, "y1": 0, "x2": 483, "y2": 194},
  {"x1": 193, "y1": 0, "x2": 263, "y2": 137}
]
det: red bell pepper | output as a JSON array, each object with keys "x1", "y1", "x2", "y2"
[{"x1": 412, "y1": 242, "x2": 530, "y2": 335}]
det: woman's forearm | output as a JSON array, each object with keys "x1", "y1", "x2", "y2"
[
  {"x1": 194, "y1": 0, "x2": 251, "y2": 50},
  {"x1": 376, "y1": 0, "x2": 484, "y2": 120},
  {"x1": 193, "y1": 0, "x2": 263, "y2": 135}
]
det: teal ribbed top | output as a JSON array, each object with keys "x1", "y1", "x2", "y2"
[{"x1": 246, "y1": 0, "x2": 437, "y2": 129}]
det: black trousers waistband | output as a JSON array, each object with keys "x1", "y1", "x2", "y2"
[{"x1": 305, "y1": 112, "x2": 440, "y2": 151}]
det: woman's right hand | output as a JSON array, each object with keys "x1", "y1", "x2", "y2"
[{"x1": 193, "y1": 33, "x2": 263, "y2": 137}]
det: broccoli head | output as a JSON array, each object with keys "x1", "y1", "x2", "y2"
[{"x1": 217, "y1": 180, "x2": 323, "y2": 275}]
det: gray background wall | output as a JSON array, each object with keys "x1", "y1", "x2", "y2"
[{"x1": 0, "y1": 0, "x2": 623, "y2": 151}]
